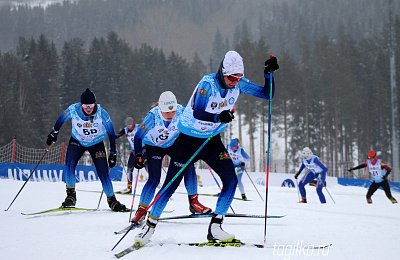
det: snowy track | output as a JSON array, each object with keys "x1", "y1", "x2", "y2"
[{"x1": 1, "y1": 176, "x2": 399, "y2": 260}]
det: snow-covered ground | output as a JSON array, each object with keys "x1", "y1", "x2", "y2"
[{"x1": 1, "y1": 170, "x2": 399, "y2": 260}]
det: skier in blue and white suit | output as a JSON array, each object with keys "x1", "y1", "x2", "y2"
[
  {"x1": 130, "y1": 91, "x2": 211, "y2": 225},
  {"x1": 46, "y1": 88, "x2": 128, "y2": 212},
  {"x1": 227, "y1": 138, "x2": 251, "y2": 200},
  {"x1": 294, "y1": 147, "x2": 328, "y2": 203},
  {"x1": 115, "y1": 117, "x2": 139, "y2": 194},
  {"x1": 135, "y1": 51, "x2": 279, "y2": 245}
]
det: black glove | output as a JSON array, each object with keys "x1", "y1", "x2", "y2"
[
  {"x1": 217, "y1": 110, "x2": 235, "y2": 123},
  {"x1": 46, "y1": 128, "x2": 59, "y2": 146},
  {"x1": 108, "y1": 152, "x2": 117, "y2": 168},
  {"x1": 383, "y1": 169, "x2": 391, "y2": 179},
  {"x1": 264, "y1": 56, "x2": 279, "y2": 73},
  {"x1": 294, "y1": 172, "x2": 300, "y2": 179},
  {"x1": 134, "y1": 154, "x2": 145, "y2": 169},
  {"x1": 239, "y1": 162, "x2": 245, "y2": 167},
  {"x1": 348, "y1": 168, "x2": 353, "y2": 172}
]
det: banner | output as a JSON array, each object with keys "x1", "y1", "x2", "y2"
[{"x1": 0, "y1": 163, "x2": 123, "y2": 182}]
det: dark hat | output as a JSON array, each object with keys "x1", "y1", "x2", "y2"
[{"x1": 81, "y1": 88, "x2": 96, "y2": 104}]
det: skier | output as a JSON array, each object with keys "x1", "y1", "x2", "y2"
[
  {"x1": 46, "y1": 88, "x2": 128, "y2": 212},
  {"x1": 294, "y1": 147, "x2": 328, "y2": 203},
  {"x1": 134, "y1": 50, "x2": 278, "y2": 245},
  {"x1": 226, "y1": 138, "x2": 250, "y2": 200},
  {"x1": 115, "y1": 117, "x2": 138, "y2": 194},
  {"x1": 130, "y1": 91, "x2": 211, "y2": 224},
  {"x1": 348, "y1": 150, "x2": 397, "y2": 204}
]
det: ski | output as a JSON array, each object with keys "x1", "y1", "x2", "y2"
[
  {"x1": 272, "y1": 243, "x2": 332, "y2": 249},
  {"x1": 158, "y1": 212, "x2": 285, "y2": 221},
  {"x1": 114, "y1": 222, "x2": 143, "y2": 235},
  {"x1": 176, "y1": 192, "x2": 252, "y2": 201},
  {"x1": 115, "y1": 242, "x2": 143, "y2": 258},
  {"x1": 114, "y1": 241, "x2": 332, "y2": 258},
  {"x1": 113, "y1": 209, "x2": 174, "y2": 235},
  {"x1": 21, "y1": 207, "x2": 97, "y2": 215},
  {"x1": 173, "y1": 240, "x2": 264, "y2": 248},
  {"x1": 114, "y1": 240, "x2": 263, "y2": 258},
  {"x1": 77, "y1": 189, "x2": 140, "y2": 196}
]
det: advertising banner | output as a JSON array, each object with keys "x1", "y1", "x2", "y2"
[{"x1": 0, "y1": 163, "x2": 123, "y2": 182}]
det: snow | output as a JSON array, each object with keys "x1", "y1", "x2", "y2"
[{"x1": 1, "y1": 170, "x2": 400, "y2": 260}]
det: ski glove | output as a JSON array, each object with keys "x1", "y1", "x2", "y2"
[
  {"x1": 134, "y1": 154, "x2": 145, "y2": 169},
  {"x1": 264, "y1": 56, "x2": 279, "y2": 73},
  {"x1": 217, "y1": 110, "x2": 235, "y2": 123},
  {"x1": 239, "y1": 162, "x2": 245, "y2": 167},
  {"x1": 383, "y1": 168, "x2": 392, "y2": 179},
  {"x1": 294, "y1": 172, "x2": 300, "y2": 179},
  {"x1": 108, "y1": 152, "x2": 117, "y2": 168},
  {"x1": 348, "y1": 168, "x2": 353, "y2": 172},
  {"x1": 46, "y1": 128, "x2": 59, "y2": 146}
]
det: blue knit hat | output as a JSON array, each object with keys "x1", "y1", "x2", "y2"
[{"x1": 229, "y1": 139, "x2": 238, "y2": 150}]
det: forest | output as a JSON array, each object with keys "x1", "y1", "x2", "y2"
[{"x1": 0, "y1": 0, "x2": 399, "y2": 176}]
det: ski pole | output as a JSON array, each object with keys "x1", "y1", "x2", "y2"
[
  {"x1": 352, "y1": 172, "x2": 368, "y2": 189},
  {"x1": 388, "y1": 179, "x2": 400, "y2": 189},
  {"x1": 5, "y1": 143, "x2": 54, "y2": 211},
  {"x1": 243, "y1": 168, "x2": 264, "y2": 201},
  {"x1": 97, "y1": 191, "x2": 104, "y2": 210},
  {"x1": 111, "y1": 123, "x2": 227, "y2": 251},
  {"x1": 128, "y1": 169, "x2": 140, "y2": 222},
  {"x1": 264, "y1": 58, "x2": 274, "y2": 244},
  {"x1": 318, "y1": 176, "x2": 335, "y2": 204},
  {"x1": 205, "y1": 163, "x2": 235, "y2": 214},
  {"x1": 295, "y1": 178, "x2": 301, "y2": 201},
  {"x1": 97, "y1": 168, "x2": 112, "y2": 209}
]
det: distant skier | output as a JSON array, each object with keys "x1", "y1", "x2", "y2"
[
  {"x1": 115, "y1": 117, "x2": 139, "y2": 194},
  {"x1": 134, "y1": 50, "x2": 278, "y2": 246},
  {"x1": 46, "y1": 88, "x2": 128, "y2": 212},
  {"x1": 294, "y1": 147, "x2": 328, "y2": 203},
  {"x1": 348, "y1": 150, "x2": 397, "y2": 204},
  {"x1": 130, "y1": 91, "x2": 211, "y2": 225},
  {"x1": 227, "y1": 138, "x2": 250, "y2": 200}
]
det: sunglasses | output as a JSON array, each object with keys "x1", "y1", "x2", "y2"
[
  {"x1": 82, "y1": 103, "x2": 95, "y2": 111},
  {"x1": 226, "y1": 74, "x2": 243, "y2": 82}
]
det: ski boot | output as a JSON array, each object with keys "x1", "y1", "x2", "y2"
[
  {"x1": 241, "y1": 194, "x2": 248, "y2": 201},
  {"x1": 131, "y1": 205, "x2": 147, "y2": 225},
  {"x1": 61, "y1": 187, "x2": 76, "y2": 208},
  {"x1": 298, "y1": 197, "x2": 307, "y2": 203},
  {"x1": 135, "y1": 216, "x2": 158, "y2": 246},
  {"x1": 107, "y1": 195, "x2": 129, "y2": 212},
  {"x1": 207, "y1": 214, "x2": 235, "y2": 242},
  {"x1": 366, "y1": 198, "x2": 372, "y2": 204},
  {"x1": 189, "y1": 194, "x2": 212, "y2": 214},
  {"x1": 390, "y1": 197, "x2": 398, "y2": 204},
  {"x1": 117, "y1": 187, "x2": 132, "y2": 194}
]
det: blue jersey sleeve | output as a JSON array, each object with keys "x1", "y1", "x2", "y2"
[
  {"x1": 314, "y1": 157, "x2": 328, "y2": 175},
  {"x1": 192, "y1": 82, "x2": 218, "y2": 122},
  {"x1": 297, "y1": 163, "x2": 305, "y2": 174},
  {"x1": 53, "y1": 109, "x2": 72, "y2": 131},
  {"x1": 100, "y1": 108, "x2": 116, "y2": 153},
  {"x1": 238, "y1": 77, "x2": 274, "y2": 99},
  {"x1": 134, "y1": 112, "x2": 156, "y2": 155},
  {"x1": 241, "y1": 148, "x2": 251, "y2": 163}
]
